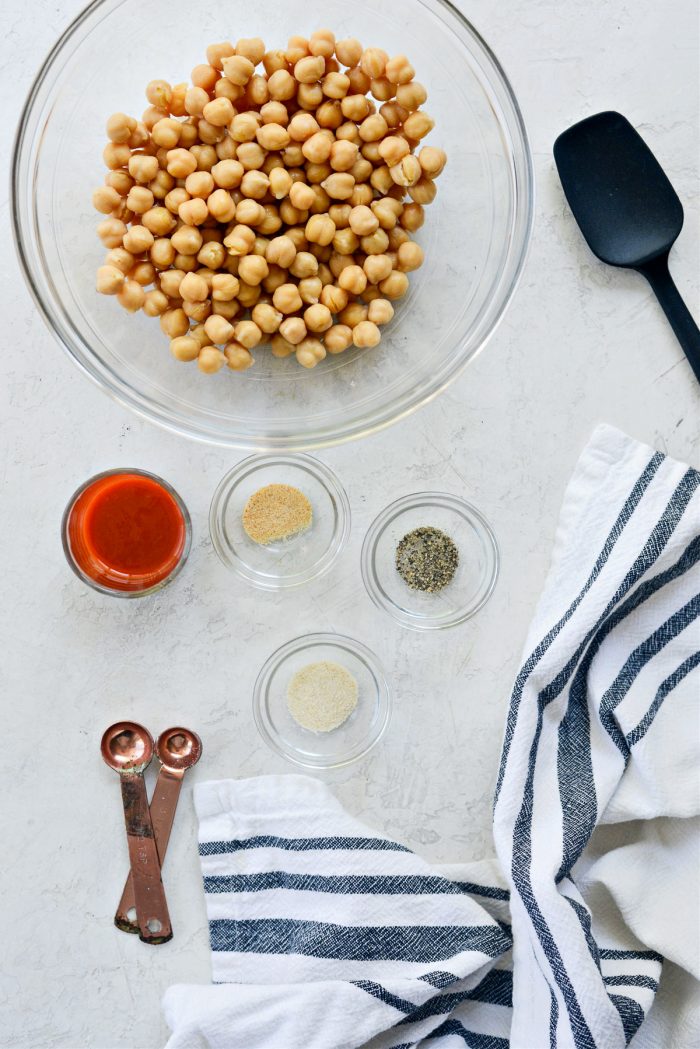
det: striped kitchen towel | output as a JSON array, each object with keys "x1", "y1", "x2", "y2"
[{"x1": 163, "y1": 425, "x2": 700, "y2": 1049}]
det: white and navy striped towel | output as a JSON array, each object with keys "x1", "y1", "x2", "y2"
[{"x1": 164, "y1": 425, "x2": 700, "y2": 1049}]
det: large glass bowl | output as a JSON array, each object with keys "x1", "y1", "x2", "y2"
[{"x1": 12, "y1": 0, "x2": 533, "y2": 450}]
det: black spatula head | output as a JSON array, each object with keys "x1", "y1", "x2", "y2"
[
  {"x1": 554, "y1": 110, "x2": 699, "y2": 384},
  {"x1": 554, "y1": 111, "x2": 684, "y2": 267}
]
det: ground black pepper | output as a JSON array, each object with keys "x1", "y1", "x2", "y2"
[{"x1": 395, "y1": 526, "x2": 459, "y2": 593}]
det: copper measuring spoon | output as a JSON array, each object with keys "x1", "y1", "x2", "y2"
[
  {"x1": 101, "y1": 722, "x2": 173, "y2": 945},
  {"x1": 115, "y1": 727, "x2": 202, "y2": 935}
]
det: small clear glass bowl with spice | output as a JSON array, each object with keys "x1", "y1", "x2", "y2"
[
  {"x1": 361, "y1": 492, "x2": 499, "y2": 631},
  {"x1": 253, "y1": 633, "x2": 392, "y2": 769},
  {"x1": 210, "y1": 455, "x2": 350, "y2": 591}
]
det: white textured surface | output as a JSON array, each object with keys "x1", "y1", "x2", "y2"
[{"x1": 1, "y1": 2, "x2": 698, "y2": 1047}]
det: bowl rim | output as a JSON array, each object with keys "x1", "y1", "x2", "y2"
[
  {"x1": 252, "y1": 631, "x2": 392, "y2": 768},
  {"x1": 11, "y1": 0, "x2": 535, "y2": 451}
]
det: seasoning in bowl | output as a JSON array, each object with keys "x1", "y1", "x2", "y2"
[
  {"x1": 287, "y1": 661, "x2": 358, "y2": 732},
  {"x1": 242, "y1": 483, "x2": 312, "y2": 545},
  {"x1": 395, "y1": 526, "x2": 458, "y2": 592}
]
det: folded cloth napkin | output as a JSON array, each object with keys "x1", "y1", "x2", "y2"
[{"x1": 164, "y1": 425, "x2": 700, "y2": 1049}]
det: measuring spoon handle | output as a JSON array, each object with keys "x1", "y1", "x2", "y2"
[
  {"x1": 119, "y1": 772, "x2": 173, "y2": 944},
  {"x1": 639, "y1": 254, "x2": 700, "y2": 384},
  {"x1": 115, "y1": 767, "x2": 183, "y2": 934}
]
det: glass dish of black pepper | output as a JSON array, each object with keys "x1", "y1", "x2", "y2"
[{"x1": 361, "y1": 493, "x2": 499, "y2": 630}]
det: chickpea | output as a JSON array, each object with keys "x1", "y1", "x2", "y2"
[
  {"x1": 400, "y1": 201, "x2": 425, "y2": 232},
  {"x1": 390, "y1": 154, "x2": 422, "y2": 188},
  {"x1": 280, "y1": 200, "x2": 307, "y2": 226},
  {"x1": 105, "y1": 169, "x2": 134, "y2": 196},
  {"x1": 231, "y1": 320, "x2": 261, "y2": 349},
  {"x1": 328, "y1": 203, "x2": 351, "y2": 229},
  {"x1": 309, "y1": 28, "x2": 335, "y2": 58},
  {"x1": 360, "y1": 141, "x2": 382, "y2": 165},
  {"x1": 329, "y1": 251, "x2": 355, "y2": 279},
  {"x1": 306, "y1": 161, "x2": 332, "y2": 186},
  {"x1": 149, "y1": 169, "x2": 175, "y2": 200},
  {"x1": 211, "y1": 159, "x2": 244, "y2": 189},
  {"x1": 370, "y1": 77, "x2": 395, "y2": 103},
  {"x1": 320, "y1": 173, "x2": 354, "y2": 201},
  {"x1": 141, "y1": 105, "x2": 168, "y2": 130},
  {"x1": 253, "y1": 123, "x2": 288, "y2": 152},
  {"x1": 348, "y1": 159, "x2": 371, "y2": 185},
  {"x1": 286, "y1": 227, "x2": 309, "y2": 253},
  {"x1": 347, "y1": 66, "x2": 371, "y2": 94},
  {"x1": 212, "y1": 296, "x2": 241, "y2": 319},
  {"x1": 338, "y1": 302, "x2": 368, "y2": 327},
  {"x1": 249, "y1": 302, "x2": 280, "y2": 333},
  {"x1": 361, "y1": 229, "x2": 390, "y2": 256},
  {"x1": 128, "y1": 122, "x2": 150, "y2": 149},
  {"x1": 285, "y1": 113, "x2": 316, "y2": 144},
  {"x1": 403, "y1": 113, "x2": 434, "y2": 144},
  {"x1": 335, "y1": 37, "x2": 363, "y2": 67},
  {"x1": 297, "y1": 82, "x2": 324, "y2": 111},
  {"x1": 324, "y1": 324, "x2": 353, "y2": 354},
  {"x1": 296, "y1": 337, "x2": 326, "y2": 368},
  {"x1": 116, "y1": 279, "x2": 146, "y2": 312},
  {"x1": 271, "y1": 283, "x2": 302, "y2": 314},
  {"x1": 92, "y1": 185, "x2": 122, "y2": 214},
  {"x1": 171, "y1": 225, "x2": 203, "y2": 255},
  {"x1": 224, "y1": 225, "x2": 255, "y2": 256},
  {"x1": 165, "y1": 148, "x2": 197, "y2": 178},
  {"x1": 174, "y1": 197, "x2": 204, "y2": 226},
  {"x1": 360, "y1": 48, "x2": 388, "y2": 79},
  {"x1": 200, "y1": 98, "x2": 232, "y2": 129},
  {"x1": 236, "y1": 36, "x2": 266, "y2": 64},
  {"x1": 120, "y1": 225, "x2": 152, "y2": 254},
  {"x1": 141, "y1": 206, "x2": 175, "y2": 236},
  {"x1": 105, "y1": 247, "x2": 135, "y2": 275},
  {"x1": 396, "y1": 81, "x2": 427, "y2": 111},
  {"x1": 235, "y1": 199, "x2": 266, "y2": 227},
  {"x1": 175, "y1": 253, "x2": 198, "y2": 272},
  {"x1": 143, "y1": 288, "x2": 170, "y2": 316},
  {"x1": 379, "y1": 101, "x2": 408, "y2": 129},
  {"x1": 388, "y1": 226, "x2": 410, "y2": 251},
  {"x1": 300, "y1": 131, "x2": 331, "y2": 165},
  {"x1": 210, "y1": 273, "x2": 240, "y2": 301},
  {"x1": 145, "y1": 79, "x2": 172, "y2": 110},
  {"x1": 372, "y1": 198, "x2": 401, "y2": 229},
  {"x1": 170, "y1": 83, "x2": 188, "y2": 116},
  {"x1": 267, "y1": 69, "x2": 297, "y2": 101},
  {"x1": 316, "y1": 282, "x2": 346, "y2": 313},
  {"x1": 262, "y1": 234, "x2": 295, "y2": 268},
  {"x1": 238, "y1": 254, "x2": 269, "y2": 286},
  {"x1": 150, "y1": 118, "x2": 180, "y2": 149},
  {"x1": 184, "y1": 86, "x2": 209, "y2": 117},
  {"x1": 239, "y1": 170, "x2": 269, "y2": 200},
  {"x1": 378, "y1": 270, "x2": 410, "y2": 300},
  {"x1": 170, "y1": 335, "x2": 200, "y2": 361},
  {"x1": 294, "y1": 55, "x2": 325, "y2": 83},
  {"x1": 206, "y1": 188, "x2": 236, "y2": 223},
  {"x1": 263, "y1": 49, "x2": 288, "y2": 76},
  {"x1": 385, "y1": 54, "x2": 415, "y2": 85},
  {"x1": 270, "y1": 334, "x2": 296, "y2": 358},
  {"x1": 339, "y1": 97, "x2": 369, "y2": 126},
  {"x1": 283, "y1": 144, "x2": 306, "y2": 168},
  {"x1": 349, "y1": 204, "x2": 379, "y2": 236},
  {"x1": 230, "y1": 112, "x2": 259, "y2": 144},
  {"x1": 351, "y1": 320, "x2": 381, "y2": 348},
  {"x1": 397, "y1": 241, "x2": 424, "y2": 272},
  {"x1": 224, "y1": 343, "x2": 255, "y2": 370},
  {"x1": 378, "y1": 136, "x2": 409, "y2": 167},
  {"x1": 322, "y1": 72, "x2": 350, "y2": 99},
  {"x1": 160, "y1": 270, "x2": 185, "y2": 297},
  {"x1": 198, "y1": 346, "x2": 226, "y2": 373},
  {"x1": 189, "y1": 323, "x2": 212, "y2": 349},
  {"x1": 358, "y1": 113, "x2": 389, "y2": 144},
  {"x1": 96, "y1": 264, "x2": 125, "y2": 294},
  {"x1": 246, "y1": 75, "x2": 270, "y2": 106},
  {"x1": 236, "y1": 142, "x2": 266, "y2": 171},
  {"x1": 316, "y1": 100, "x2": 343, "y2": 129},
  {"x1": 258, "y1": 204, "x2": 283, "y2": 235},
  {"x1": 370, "y1": 166, "x2": 395, "y2": 195},
  {"x1": 128, "y1": 154, "x2": 159, "y2": 183},
  {"x1": 183, "y1": 171, "x2": 213, "y2": 199},
  {"x1": 367, "y1": 298, "x2": 395, "y2": 325},
  {"x1": 191, "y1": 144, "x2": 218, "y2": 171},
  {"x1": 160, "y1": 307, "x2": 190, "y2": 337},
  {"x1": 206, "y1": 41, "x2": 235, "y2": 70},
  {"x1": 202, "y1": 314, "x2": 234, "y2": 345},
  {"x1": 179, "y1": 272, "x2": 209, "y2": 302},
  {"x1": 268, "y1": 167, "x2": 293, "y2": 200},
  {"x1": 164, "y1": 187, "x2": 189, "y2": 214},
  {"x1": 287, "y1": 35, "x2": 310, "y2": 64},
  {"x1": 198, "y1": 241, "x2": 226, "y2": 269},
  {"x1": 418, "y1": 146, "x2": 447, "y2": 178},
  {"x1": 184, "y1": 298, "x2": 212, "y2": 322},
  {"x1": 106, "y1": 112, "x2": 136, "y2": 144},
  {"x1": 337, "y1": 265, "x2": 367, "y2": 295},
  {"x1": 332, "y1": 228, "x2": 358, "y2": 256},
  {"x1": 409, "y1": 176, "x2": 437, "y2": 205},
  {"x1": 303, "y1": 302, "x2": 332, "y2": 333},
  {"x1": 221, "y1": 54, "x2": 254, "y2": 86},
  {"x1": 297, "y1": 276, "x2": 321, "y2": 304},
  {"x1": 278, "y1": 317, "x2": 307, "y2": 345},
  {"x1": 302, "y1": 214, "x2": 333, "y2": 247}
]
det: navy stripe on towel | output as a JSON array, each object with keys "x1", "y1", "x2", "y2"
[
  {"x1": 352, "y1": 980, "x2": 416, "y2": 1014},
  {"x1": 203, "y1": 871, "x2": 499, "y2": 897},
  {"x1": 627, "y1": 651, "x2": 700, "y2": 746},
  {"x1": 604, "y1": 975, "x2": 659, "y2": 991},
  {"x1": 200, "y1": 835, "x2": 410, "y2": 856},
  {"x1": 599, "y1": 948, "x2": 663, "y2": 962},
  {"x1": 397, "y1": 970, "x2": 513, "y2": 1023},
  {"x1": 209, "y1": 918, "x2": 511, "y2": 962},
  {"x1": 610, "y1": 995, "x2": 645, "y2": 1045}
]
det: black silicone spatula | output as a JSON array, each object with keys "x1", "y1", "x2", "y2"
[{"x1": 554, "y1": 110, "x2": 700, "y2": 383}]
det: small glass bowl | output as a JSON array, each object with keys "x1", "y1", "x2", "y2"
[
  {"x1": 209, "y1": 455, "x2": 350, "y2": 590},
  {"x1": 254, "y1": 633, "x2": 391, "y2": 769},
  {"x1": 361, "y1": 493, "x2": 499, "y2": 630},
  {"x1": 61, "y1": 468, "x2": 191, "y2": 599}
]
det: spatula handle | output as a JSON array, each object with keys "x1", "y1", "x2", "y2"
[{"x1": 638, "y1": 255, "x2": 700, "y2": 385}]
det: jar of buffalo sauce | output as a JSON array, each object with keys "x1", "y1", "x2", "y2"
[{"x1": 61, "y1": 469, "x2": 191, "y2": 597}]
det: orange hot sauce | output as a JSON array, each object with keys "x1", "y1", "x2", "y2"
[{"x1": 62, "y1": 470, "x2": 190, "y2": 595}]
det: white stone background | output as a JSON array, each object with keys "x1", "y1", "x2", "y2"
[{"x1": 1, "y1": 1, "x2": 698, "y2": 1046}]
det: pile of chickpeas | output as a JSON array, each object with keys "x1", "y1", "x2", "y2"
[{"x1": 93, "y1": 31, "x2": 447, "y2": 373}]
